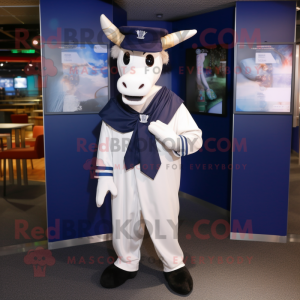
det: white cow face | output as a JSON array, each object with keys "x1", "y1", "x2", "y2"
[{"x1": 111, "y1": 45, "x2": 168, "y2": 106}]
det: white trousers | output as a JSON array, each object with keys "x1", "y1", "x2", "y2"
[{"x1": 111, "y1": 144, "x2": 185, "y2": 272}]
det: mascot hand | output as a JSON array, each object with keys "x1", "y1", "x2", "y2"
[
  {"x1": 96, "y1": 177, "x2": 118, "y2": 208},
  {"x1": 148, "y1": 120, "x2": 180, "y2": 151}
]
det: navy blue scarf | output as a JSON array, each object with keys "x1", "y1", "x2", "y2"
[{"x1": 99, "y1": 86, "x2": 183, "y2": 179}]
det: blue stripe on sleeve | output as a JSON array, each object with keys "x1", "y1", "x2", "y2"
[
  {"x1": 96, "y1": 166, "x2": 113, "y2": 170},
  {"x1": 179, "y1": 135, "x2": 184, "y2": 156},
  {"x1": 183, "y1": 136, "x2": 188, "y2": 156},
  {"x1": 97, "y1": 173, "x2": 113, "y2": 176}
]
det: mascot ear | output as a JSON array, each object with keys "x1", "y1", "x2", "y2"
[
  {"x1": 161, "y1": 50, "x2": 169, "y2": 65},
  {"x1": 111, "y1": 45, "x2": 121, "y2": 59}
]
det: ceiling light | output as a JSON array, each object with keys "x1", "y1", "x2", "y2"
[
  {"x1": 156, "y1": 14, "x2": 163, "y2": 18},
  {"x1": 297, "y1": 7, "x2": 300, "y2": 11},
  {"x1": 32, "y1": 39, "x2": 38, "y2": 45},
  {"x1": 0, "y1": 63, "x2": 3, "y2": 67},
  {"x1": 29, "y1": 61, "x2": 33, "y2": 67}
]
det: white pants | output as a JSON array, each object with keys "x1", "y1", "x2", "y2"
[
  {"x1": 111, "y1": 142, "x2": 185, "y2": 272},
  {"x1": 100, "y1": 102, "x2": 203, "y2": 272}
]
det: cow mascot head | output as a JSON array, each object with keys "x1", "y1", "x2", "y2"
[{"x1": 100, "y1": 14, "x2": 196, "y2": 106}]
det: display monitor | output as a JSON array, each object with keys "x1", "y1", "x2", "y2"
[
  {"x1": 0, "y1": 78, "x2": 14, "y2": 91},
  {"x1": 43, "y1": 43, "x2": 109, "y2": 114},
  {"x1": 234, "y1": 43, "x2": 293, "y2": 113},
  {"x1": 186, "y1": 46, "x2": 227, "y2": 116},
  {"x1": 14, "y1": 77, "x2": 27, "y2": 89}
]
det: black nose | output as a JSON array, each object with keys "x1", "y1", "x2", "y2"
[
  {"x1": 122, "y1": 82, "x2": 127, "y2": 88},
  {"x1": 139, "y1": 84, "x2": 144, "y2": 89}
]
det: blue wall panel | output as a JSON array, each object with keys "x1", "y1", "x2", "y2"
[
  {"x1": 44, "y1": 115, "x2": 112, "y2": 241},
  {"x1": 231, "y1": 1, "x2": 295, "y2": 238},
  {"x1": 40, "y1": 0, "x2": 127, "y2": 242},
  {"x1": 171, "y1": 7, "x2": 235, "y2": 210},
  {"x1": 40, "y1": 0, "x2": 113, "y2": 44},
  {"x1": 236, "y1": 1, "x2": 296, "y2": 43},
  {"x1": 231, "y1": 115, "x2": 292, "y2": 236}
]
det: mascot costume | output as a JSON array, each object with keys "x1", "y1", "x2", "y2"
[{"x1": 95, "y1": 14, "x2": 203, "y2": 295}]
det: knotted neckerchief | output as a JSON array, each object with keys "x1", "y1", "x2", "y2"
[{"x1": 99, "y1": 86, "x2": 183, "y2": 179}]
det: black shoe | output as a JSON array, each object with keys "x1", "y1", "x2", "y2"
[
  {"x1": 164, "y1": 266, "x2": 193, "y2": 295},
  {"x1": 100, "y1": 264, "x2": 138, "y2": 288}
]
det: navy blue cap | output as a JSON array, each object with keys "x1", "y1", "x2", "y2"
[{"x1": 119, "y1": 26, "x2": 168, "y2": 53}]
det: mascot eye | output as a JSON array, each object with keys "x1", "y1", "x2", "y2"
[
  {"x1": 123, "y1": 52, "x2": 130, "y2": 65},
  {"x1": 145, "y1": 54, "x2": 154, "y2": 67}
]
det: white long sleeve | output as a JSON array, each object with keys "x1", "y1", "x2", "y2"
[
  {"x1": 94, "y1": 121, "x2": 114, "y2": 178},
  {"x1": 171, "y1": 103, "x2": 203, "y2": 157}
]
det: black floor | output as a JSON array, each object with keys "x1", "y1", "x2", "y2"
[
  {"x1": 1, "y1": 195, "x2": 300, "y2": 300},
  {"x1": 1, "y1": 152, "x2": 300, "y2": 299},
  {"x1": 0, "y1": 181, "x2": 47, "y2": 247}
]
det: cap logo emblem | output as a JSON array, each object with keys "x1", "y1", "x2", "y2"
[{"x1": 136, "y1": 30, "x2": 147, "y2": 39}]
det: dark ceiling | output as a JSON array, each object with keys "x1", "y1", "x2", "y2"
[
  {"x1": 0, "y1": 5, "x2": 39, "y2": 24},
  {"x1": 115, "y1": 0, "x2": 295, "y2": 21},
  {"x1": 0, "y1": 0, "x2": 298, "y2": 45},
  {"x1": 0, "y1": 0, "x2": 297, "y2": 23}
]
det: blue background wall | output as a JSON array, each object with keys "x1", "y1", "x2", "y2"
[
  {"x1": 41, "y1": 4, "x2": 236, "y2": 245},
  {"x1": 236, "y1": 1, "x2": 295, "y2": 43},
  {"x1": 231, "y1": 115, "x2": 292, "y2": 236},
  {"x1": 130, "y1": 8, "x2": 236, "y2": 211},
  {"x1": 40, "y1": 0, "x2": 127, "y2": 243},
  {"x1": 231, "y1": 1, "x2": 295, "y2": 237},
  {"x1": 41, "y1": 0, "x2": 295, "y2": 244},
  {"x1": 171, "y1": 7, "x2": 235, "y2": 210}
]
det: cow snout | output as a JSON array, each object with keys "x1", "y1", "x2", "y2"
[
  {"x1": 117, "y1": 74, "x2": 152, "y2": 97},
  {"x1": 121, "y1": 82, "x2": 144, "y2": 89}
]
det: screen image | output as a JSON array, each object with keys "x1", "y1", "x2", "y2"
[
  {"x1": 43, "y1": 43, "x2": 109, "y2": 114},
  {"x1": 0, "y1": 78, "x2": 14, "y2": 91},
  {"x1": 186, "y1": 46, "x2": 227, "y2": 115},
  {"x1": 235, "y1": 44, "x2": 293, "y2": 113},
  {"x1": 14, "y1": 77, "x2": 27, "y2": 88}
]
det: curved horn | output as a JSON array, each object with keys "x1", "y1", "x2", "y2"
[
  {"x1": 161, "y1": 30, "x2": 197, "y2": 50},
  {"x1": 100, "y1": 14, "x2": 125, "y2": 46}
]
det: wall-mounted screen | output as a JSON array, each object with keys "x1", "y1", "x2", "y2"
[
  {"x1": 186, "y1": 46, "x2": 227, "y2": 116},
  {"x1": 43, "y1": 43, "x2": 109, "y2": 114},
  {"x1": 14, "y1": 77, "x2": 27, "y2": 89},
  {"x1": 0, "y1": 78, "x2": 14, "y2": 91},
  {"x1": 235, "y1": 43, "x2": 293, "y2": 113}
]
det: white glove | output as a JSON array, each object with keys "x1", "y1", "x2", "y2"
[
  {"x1": 148, "y1": 120, "x2": 180, "y2": 151},
  {"x1": 96, "y1": 177, "x2": 118, "y2": 208}
]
